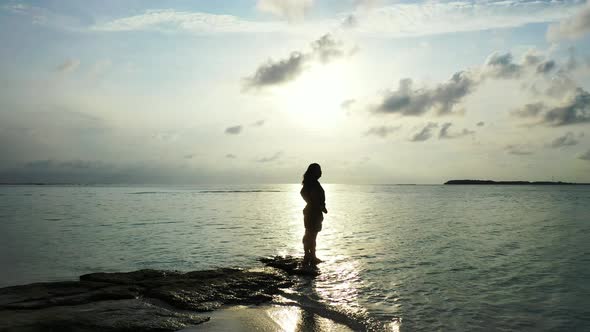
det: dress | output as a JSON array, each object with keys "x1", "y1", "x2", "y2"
[{"x1": 300, "y1": 181, "x2": 325, "y2": 232}]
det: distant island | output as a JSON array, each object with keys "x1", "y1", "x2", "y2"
[{"x1": 445, "y1": 180, "x2": 590, "y2": 185}]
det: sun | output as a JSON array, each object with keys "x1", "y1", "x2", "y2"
[{"x1": 275, "y1": 63, "x2": 353, "y2": 129}]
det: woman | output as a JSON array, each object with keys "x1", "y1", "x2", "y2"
[{"x1": 300, "y1": 163, "x2": 328, "y2": 265}]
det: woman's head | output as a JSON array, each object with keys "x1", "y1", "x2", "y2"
[{"x1": 302, "y1": 163, "x2": 322, "y2": 184}]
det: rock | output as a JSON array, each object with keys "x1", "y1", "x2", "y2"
[
  {"x1": 0, "y1": 267, "x2": 292, "y2": 332},
  {"x1": 0, "y1": 299, "x2": 209, "y2": 332},
  {"x1": 1, "y1": 284, "x2": 141, "y2": 310},
  {"x1": 260, "y1": 256, "x2": 320, "y2": 276}
]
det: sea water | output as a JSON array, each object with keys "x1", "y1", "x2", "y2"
[{"x1": 1, "y1": 184, "x2": 589, "y2": 331}]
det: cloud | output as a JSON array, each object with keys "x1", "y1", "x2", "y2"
[
  {"x1": 512, "y1": 88, "x2": 590, "y2": 126},
  {"x1": 548, "y1": 132, "x2": 579, "y2": 148},
  {"x1": 438, "y1": 122, "x2": 475, "y2": 139},
  {"x1": 578, "y1": 149, "x2": 590, "y2": 161},
  {"x1": 536, "y1": 60, "x2": 556, "y2": 74},
  {"x1": 225, "y1": 153, "x2": 237, "y2": 159},
  {"x1": 256, "y1": 0, "x2": 313, "y2": 22},
  {"x1": 256, "y1": 151, "x2": 282, "y2": 162},
  {"x1": 57, "y1": 160, "x2": 111, "y2": 169},
  {"x1": 370, "y1": 49, "x2": 581, "y2": 120},
  {"x1": 91, "y1": 9, "x2": 284, "y2": 34},
  {"x1": 364, "y1": 125, "x2": 401, "y2": 138},
  {"x1": 511, "y1": 102, "x2": 546, "y2": 118},
  {"x1": 8, "y1": 159, "x2": 116, "y2": 183},
  {"x1": 24, "y1": 160, "x2": 53, "y2": 169},
  {"x1": 438, "y1": 123, "x2": 453, "y2": 139},
  {"x1": 374, "y1": 71, "x2": 476, "y2": 116},
  {"x1": 243, "y1": 52, "x2": 306, "y2": 90},
  {"x1": 483, "y1": 50, "x2": 563, "y2": 79},
  {"x1": 483, "y1": 52, "x2": 522, "y2": 79},
  {"x1": 225, "y1": 125, "x2": 243, "y2": 135},
  {"x1": 341, "y1": 14, "x2": 358, "y2": 29},
  {"x1": 522, "y1": 48, "x2": 588, "y2": 101},
  {"x1": 477, "y1": 121, "x2": 485, "y2": 127},
  {"x1": 565, "y1": 47, "x2": 580, "y2": 72},
  {"x1": 311, "y1": 34, "x2": 345, "y2": 64},
  {"x1": 547, "y1": 3, "x2": 590, "y2": 41},
  {"x1": 251, "y1": 120, "x2": 265, "y2": 127},
  {"x1": 410, "y1": 122, "x2": 438, "y2": 142},
  {"x1": 243, "y1": 34, "x2": 351, "y2": 90},
  {"x1": 505, "y1": 145, "x2": 534, "y2": 155},
  {"x1": 544, "y1": 89, "x2": 590, "y2": 126},
  {"x1": 184, "y1": 154, "x2": 196, "y2": 159},
  {"x1": 347, "y1": 0, "x2": 579, "y2": 38},
  {"x1": 6, "y1": 1, "x2": 582, "y2": 38},
  {"x1": 544, "y1": 74, "x2": 578, "y2": 99},
  {"x1": 522, "y1": 51, "x2": 543, "y2": 67},
  {"x1": 56, "y1": 59, "x2": 80, "y2": 73},
  {"x1": 1, "y1": 159, "x2": 234, "y2": 184}
]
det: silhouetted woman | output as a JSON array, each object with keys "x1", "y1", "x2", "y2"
[{"x1": 300, "y1": 163, "x2": 327, "y2": 265}]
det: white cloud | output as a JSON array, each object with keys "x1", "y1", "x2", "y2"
[
  {"x1": 88, "y1": 1, "x2": 582, "y2": 37},
  {"x1": 257, "y1": 0, "x2": 314, "y2": 22},
  {"x1": 347, "y1": 0, "x2": 581, "y2": 37},
  {"x1": 547, "y1": 2, "x2": 590, "y2": 41},
  {"x1": 91, "y1": 9, "x2": 286, "y2": 34}
]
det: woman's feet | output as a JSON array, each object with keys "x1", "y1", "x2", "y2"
[{"x1": 303, "y1": 254, "x2": 322, "y2": 266}]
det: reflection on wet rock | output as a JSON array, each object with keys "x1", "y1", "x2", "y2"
[
  {"x1": 260, "y1": 255, "x2": 320, "y2": 276},
  {"x1": 0, "y1": 268, "x2": 292, "y2": 331}
]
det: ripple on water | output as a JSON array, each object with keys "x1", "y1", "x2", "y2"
[{"x1": 1, "y1": 184, "x2": 589, "y2": 331}]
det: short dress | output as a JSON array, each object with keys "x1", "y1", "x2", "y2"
[{"x1": 300, "y1": 181, "x2": 325, "y2": 232}]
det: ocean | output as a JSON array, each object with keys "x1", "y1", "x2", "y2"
[{"x1": 1, "y1": 184, "x2": 589, "y2": 331}]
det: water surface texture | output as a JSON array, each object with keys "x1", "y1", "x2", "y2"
[{"x1": 1, "y1": 184, "x2": 589, "y2": 331}]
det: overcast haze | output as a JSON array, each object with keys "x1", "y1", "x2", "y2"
[{"x1": 1, "y1": 0, "x2": 590, "y2": 184}]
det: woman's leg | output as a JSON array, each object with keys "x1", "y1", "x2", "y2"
[
  {"x1": 302, "y1": 230, "x2": 312, "y2": 261},
  {"x1": 309, "y1": 231, "x2": 320, "y2": 262}
]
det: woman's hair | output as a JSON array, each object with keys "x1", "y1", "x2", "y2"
[{"x1": 302, "y1": 163, "x2": 322, "y2": 185}]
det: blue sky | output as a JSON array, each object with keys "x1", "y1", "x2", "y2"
[{"x1": 1, "y1": 0, "x2": 590, "y2": 184}]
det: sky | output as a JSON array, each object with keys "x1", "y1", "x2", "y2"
[{"x1": 1, "y1": 0, "x2": 590, "y2": 184}]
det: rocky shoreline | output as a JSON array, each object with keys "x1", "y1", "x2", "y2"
[{"x1": 0, "y1": 256, "x2": 308, "y2": 332}]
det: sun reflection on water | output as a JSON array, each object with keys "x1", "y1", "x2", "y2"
[{"x1": 290, "y1": 183, "x2": 403, "y2": 331}]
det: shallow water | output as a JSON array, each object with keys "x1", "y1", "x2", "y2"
[{"x1": 1, "y1": 184, "x2": 589, "y2": 331}]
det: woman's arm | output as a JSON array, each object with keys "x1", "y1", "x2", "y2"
[{"x1": 318, "y1": 184, "x2": 327, "y2": 214}]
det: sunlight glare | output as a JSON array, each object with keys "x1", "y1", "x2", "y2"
[{"x1": 276, "y1": 63, "x2": 352, "y2": 129}]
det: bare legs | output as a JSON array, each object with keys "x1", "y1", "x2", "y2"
[{"x1": 302, "y1": 230, "x2": 320, "y2": 264}]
